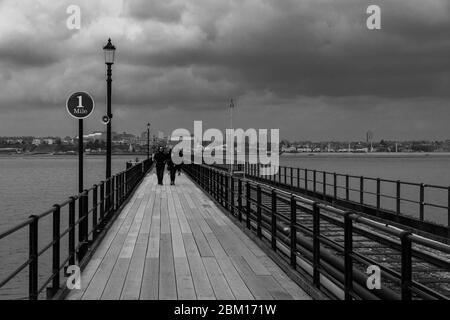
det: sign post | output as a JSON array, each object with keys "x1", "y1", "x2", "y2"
[
  {"x1": 66, "y1": 91, "x2": 95, "y2": 260},
  {"x1": 66, "y1": 91, "x2": 95, "y2": 193}
]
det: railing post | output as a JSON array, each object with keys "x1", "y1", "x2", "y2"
[
  {"x1": 312, "y1": 203, "x2": 320, "y2": 287},
  {"x1": 271, "y1": 189, "x2": 277, "y2": 251},
  {"x1": 448, "y1": 187, "x2": 450, "y2": 237},
  {"x1": 93, "y1": 184, "x2": 98, "y2": 239},
  {"x1": 344, "y1": 212, "x2": 353, "y2": 300},
  {"x1": 333, "y1": 173, "x2": 337, "y2": 199},
  {"x1": 256, "y1": 185, "x2": 262, "y2": 238},
  {"x1": 290, "y1": 195, "x2": 297, "y2": 269},
  {"x1": 68, "y1": 197, "x2": 76, "y2": 266},
  {"x1": 238, "y1": 178, "x2": 243, "y2": 222},
  {"x1": 360, "y1": 176, "x2": 364, "y2": 205},
  {"x1": 290, "y1": 167, "x2": 293, "y2": 187},
  {"x1": 297, "y1": 168, "x2": 300, "y2": 189},
  {"x1": 112, "y1": 175, "x2": 116, "y2": 211},
  {"x1": 376, "y1": 178, "x2": 381, "y2": 212},
  {"x1": 400, "y1": 231, "x2": 412, "y2": 300},
  {"x1": 304, "y1": 169, "x2": 308, "y2": 192},
  {"x1": 230, "y1": 175, "x2": 234, "y2": 215},
  {"x1": 225, "y1": 173, "x2": 229, "y2": 210},
  {"x1": 419, "y1": 183, "x2": 424, "y2": 221},
  {"x1": 345, "y1": 175, "x2": 349, "y2": 201},
  {"x1": 246, "y1": 181, "x2": 251, "y2": 230},
  {"x1": 50, "y1": 204, "x2": 61, "y2": 297},
  {"x1": 322, "y1": 171, "x2": 326, "y2": 197},
  {"x1": 78, "y1": 191, "x2": 88, "y2": 261},
  {"x1": 278, "y1": 164, "x2": 281, "y2": 185},
  {"x1": 28, "y1": 215, "x2": 38, "y2": 300},
  {"x1": 100, "y1": 181, "x2": 105, "y2": 222},
  {"x1": 284, "y1": 166, "x2": 287, "y2": 185},
  {"x1": 396, "y1": 180, "x2": 401, "y2": 216},
  {"x1": 313, "y1": 170, "x2": 317, "y2": 193}
]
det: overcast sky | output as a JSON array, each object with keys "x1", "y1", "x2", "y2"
[{"x1": 0, "y1": 0, "x2": 449, "y2": 141}]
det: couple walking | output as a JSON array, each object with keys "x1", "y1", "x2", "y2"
[{"x1": 153, "y1": 146, "x2": 183, "y2": 185}]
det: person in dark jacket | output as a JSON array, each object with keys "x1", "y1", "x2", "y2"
[
  {"x1": 153, "y1": 146, "x2": 166, "y2": 185},
  {"x1": 167, "y1": 148, "x2": 177, "y2": 185},
  {"x1": 176, "y1": 149, "x2": 183, "y2": 175}
]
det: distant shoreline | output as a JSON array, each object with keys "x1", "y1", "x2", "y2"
[
  {"x1": 280, "y1": 152, "x2": 450, "y2": 158},
  {"x1": 1, "y1": 151, "x2": 450, "y2": 159}
]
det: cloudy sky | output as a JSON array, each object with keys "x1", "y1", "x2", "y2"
[{"x1": 0, "y1": 0, "x2": 449, "y2": 141}]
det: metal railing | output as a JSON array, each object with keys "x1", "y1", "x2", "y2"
[
  {"x1": 213, "y1": 163, "x2": 450, "y2": 239},
  {"x1": 0, "y1": 158, "x2": 153, "y2": 300},
  {"x1": 184, "y1": 163, "x2": 450, "y2": 300}
]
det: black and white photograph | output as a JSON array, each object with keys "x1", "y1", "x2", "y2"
[{"x1": 0, "y1": 0, "x2": 449, "y2": 313}]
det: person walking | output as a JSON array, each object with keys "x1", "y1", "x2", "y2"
[
  {"x1": 167, "y1": 148, "x2": 177, "y2": 185},
  {"x1": 154, "y1": 146, "x2": 166, "y2": 185},
  {"x1": 176, "y1": 149, "x2": 183, "y2": 176}
]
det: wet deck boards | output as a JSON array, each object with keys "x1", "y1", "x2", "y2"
[{"x1": 66, "y1": 171, "x2": 311, "y2": 300}]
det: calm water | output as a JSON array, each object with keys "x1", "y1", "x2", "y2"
[
  {"x1": 0, "y1": 155, "x2": 144, "y2": 299},
  {"x1": 0, "y1": 153, "x2": 449, "y2": 299}
]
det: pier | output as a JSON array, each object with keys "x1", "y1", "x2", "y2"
[
  {"x1": 66, "y1": 173, "x2": 310, "y2": 300},
  {"x1": 0, "y1": 160, "x2": 449, "y2": 300}
]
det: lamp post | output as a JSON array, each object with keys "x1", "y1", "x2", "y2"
[
  {"x1": 103, "y1": 38, "x2": 116, "y2": 214},
  {"x1": 147, "y1": 122, "x2": 151, "y2": 160}
]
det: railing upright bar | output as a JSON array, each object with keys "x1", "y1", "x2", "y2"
[
  {"x1": 396, "y1": 180, "x2": 401, "y2": 216},
  {"x1": 344, "y1": 212, "x2": 353, "y2": 300},
  {"x1": 420, "y1": 183, "x2": 424, "y2": 221},
  {"x1": 313, "y1": 170, "x2": 317, "y2": 193},
  {"x1": 256, "y1": 185, "x2": 262, "y2": 238},
  {"x1": 271, "y1": 189, "x2": 277, "y2": 251},
  {"x1": 51, "y1": 205, "x2": 61, "y2": 295},
  {"x1": 312, "y1": 203, "x2": 320, "y2": 287},
  {"x1": 100, "y1": 182, "x2": 105, "y2": 222},
  {"x1": 323, "y1": 171, "x2": 326, "y2": 197},
  {"x1": 246, "y1": 181, "x2": 251, "y2": 230},
  {"x1": 360, "y1": 176, "x2": 364, "y2": 205},
  {"x1": 346, "y1": 175, "x2": 350, "y2": 201},
  {"x1": 400, "y1": 232, "x2": 412, "y2": 300},
  {"x1": 333, "y1": 172, "x2": 337, "y2": 199},
  {"x1": 290, "y1": 195, "x2": 297, "y2": 269},
  {"x1": 376, "y1": 178, "x2": 381, "y2": 212},
  {"x1": 68, "y1": 197, "x2": 76, "y2": 266},
  {"x1": 93, "y1": 185, "x2": 98, "y2": 239},
  {"x1": 238, "y1": 178, "x2": 243, "y2": 222},
  {"x1": 28, "y1": 215, "x2": 38, "y2": 300}
]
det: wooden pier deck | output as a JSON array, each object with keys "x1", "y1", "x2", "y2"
[{"x1": 66, "y1": 171, "x2": 311, "y2": 300}]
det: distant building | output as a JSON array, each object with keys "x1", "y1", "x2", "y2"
[{"x1": 32, "y1": 138, "x2": 42, "y2": 146}]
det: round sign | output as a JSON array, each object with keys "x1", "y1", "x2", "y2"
[{"x1": 66, "y1": 92, "x2": 95, "y2": 119}]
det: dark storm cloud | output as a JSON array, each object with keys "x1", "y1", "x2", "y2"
[
  {"x1": 0, "y1": 0, "x2": 449, "y2": 139},
  {"x1": 120, "y1": 0, "x2": 450, "y2": 99},
  {"x1": 0, "y1": 38, "x2": 60, "y2": 68}
]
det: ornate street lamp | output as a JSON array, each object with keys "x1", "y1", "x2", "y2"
[{"x1": 103, "y1": 38, "x2": 115, "y2": 213}]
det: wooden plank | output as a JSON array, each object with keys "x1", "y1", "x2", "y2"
[
  {"x1": 159, "y1": 233, "x2": 177, "y2": 299},
  {"x1": 140, "y1": 258, "x2": 159, "y2": 300},
  {"x1": 229, "y1": 256, "x2": 273, "y2": 300},
  {"x1": 217, "y1": 258, "x2": 254, "y2": 300},
  {"x1": 174, "y1": 257, "x2": 196, "y2": 300},
  {"x1": 202, "y1": 257, "x2": 235, "y2": 300},
  {"x1": 81, "y1": 197, "x2": 143, "y2": 300},
  {"x1": 257, "y1": 275, "x2": 293, "y2": 300},
  {"x1": 120, "y1": 232, "x2": 148, "y2": 300},
  {"x1": 182, "y1": 234, "x2": 215, "y2": 300}
]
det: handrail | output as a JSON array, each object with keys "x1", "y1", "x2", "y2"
[
  {"x1": 0, "y1": 158, "x2": 153, "y2": 300},
  {"x1": 214, "y1": 163, "x2": 450, "y2": 232},
  {"x1": 184, "y1": 163, "x2": 450, "y2": 300}
]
